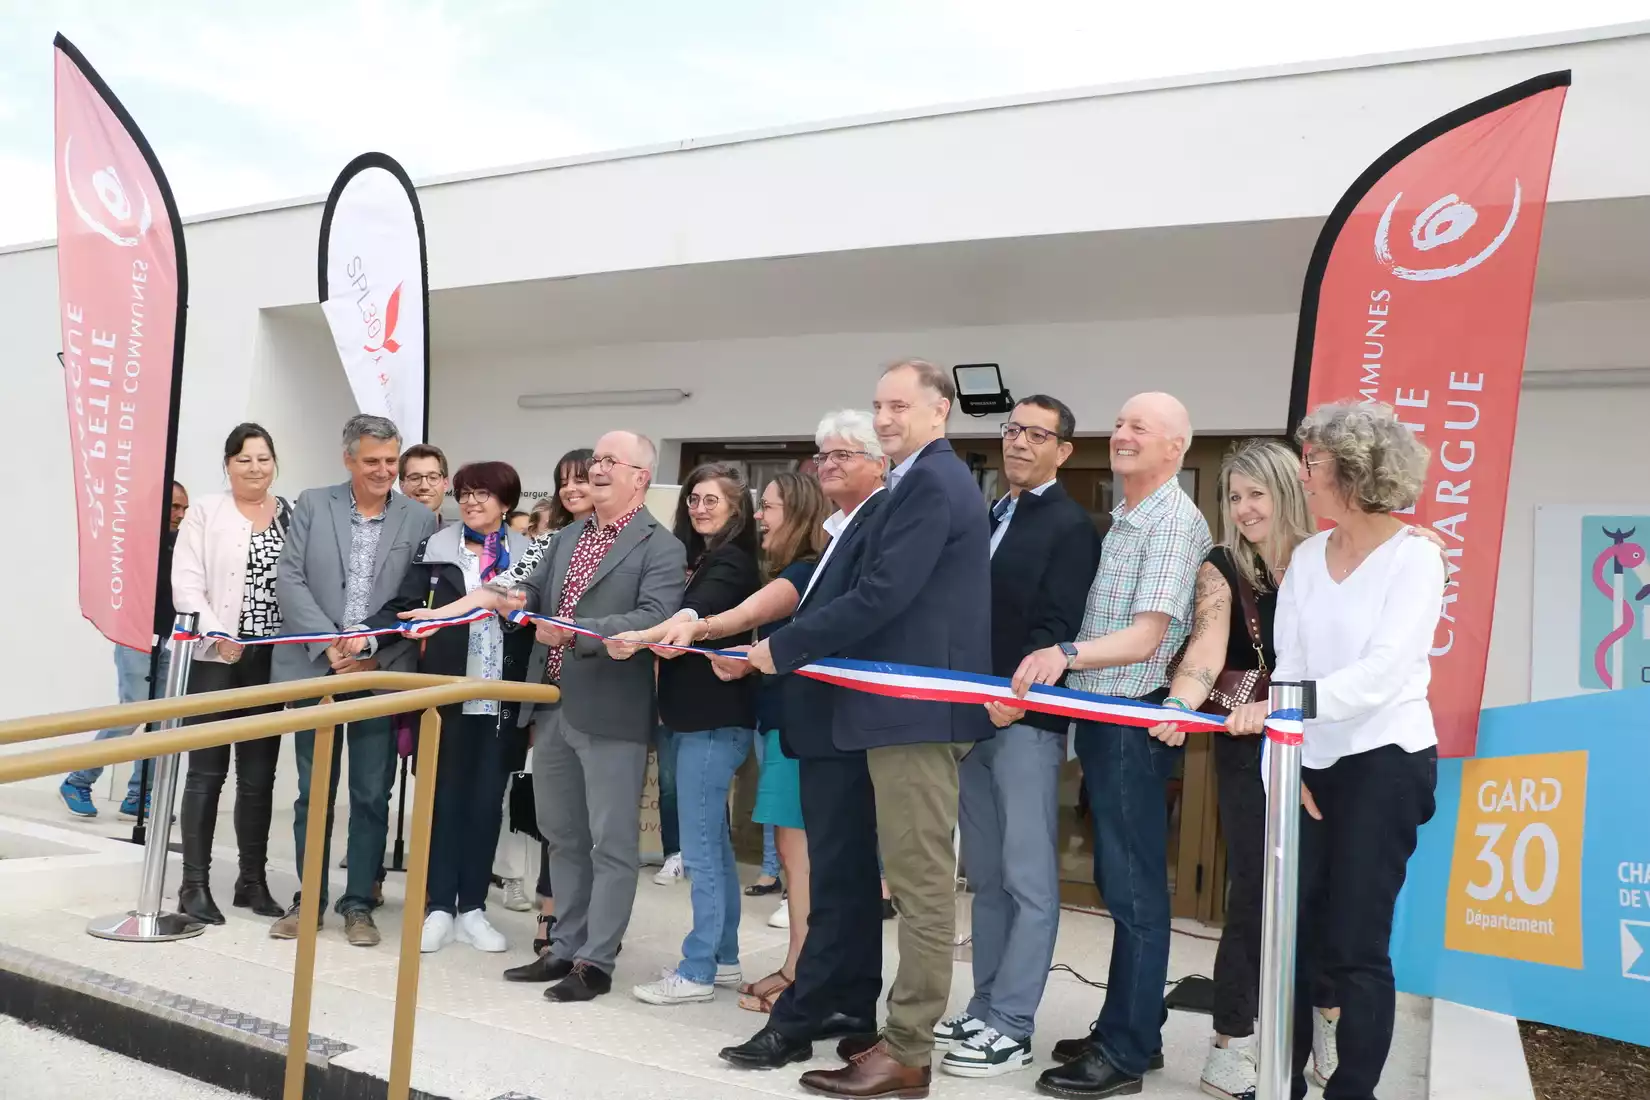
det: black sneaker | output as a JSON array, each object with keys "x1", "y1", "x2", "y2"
[{"x1": 545, "y1": 961, "x2": 612, "y2": 1002}]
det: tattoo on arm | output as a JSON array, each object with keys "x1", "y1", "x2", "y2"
[{"x1": 1185, "y1": 665, "x2": 1217, "y2": 692}]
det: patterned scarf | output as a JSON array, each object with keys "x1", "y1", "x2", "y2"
[{"x1": 465, "y1": 525, "x2": 510, "y2": 583}]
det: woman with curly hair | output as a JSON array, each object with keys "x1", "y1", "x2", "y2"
[{"x1": 1225, "y1": 402, "x2": 1444, "y2": 1100}]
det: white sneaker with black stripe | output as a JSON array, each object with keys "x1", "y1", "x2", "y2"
[
  {"x1": 932, "y1": 1012, "x2": 986, "y2": 1051},
  {"x1": 940, "y1": 1027, "x2": 1033, "y2": 1078}
]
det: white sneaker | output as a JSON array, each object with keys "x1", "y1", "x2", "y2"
[
  {"x1": 1308, "y1": 1009, "x2": 1339, "y2": 1088},
  {"x1": 715, "y1": 963, "x2": 743, "y2": 988},
  {"x1": 420, "y1": 911, "x2": 455, "y2": 954},
  {"x1": 1199, "y1": 1035, "x2": 1258, "y2": 1100},
  {"x1": 454, "y1": 909, "x2": 508, "y2": 953},
  {"x1": 932, "y1": 1012, "x2": 986, "y2": 1051},
  {"x1": 941, "y1": 1027, "x2": 1034, "y2": 1078},
  {"x1": 632, "y1": 968, "x2": 715, "y2": 1005},
  {"x1": 767, "y1": 898, "x2": 790, "y2": 928},
  {"x1": 499, "y1": 877, "x2": 533, "y2": 912},
  {"x1": 653, "y1": 852, "x2": 684, "y2": 885}
]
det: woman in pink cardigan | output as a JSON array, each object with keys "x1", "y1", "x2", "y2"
[{"x1": 171, "y1": 423, "x2": 292, "y2": 924}]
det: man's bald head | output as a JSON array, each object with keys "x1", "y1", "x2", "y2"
[
  {"x1": 1112, "y1": 391, "x2": 1193, "y2": 490},
  {"x1": 589, "y1": 429, "x2": 656, "y2": 521}
]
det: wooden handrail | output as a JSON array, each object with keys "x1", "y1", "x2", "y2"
[
  {"x1": 0, "y1": 675, "x2": 560, "y2": 783},
  {"x1": 0, "y1": 671, "x2": 487, "y2": 745}
]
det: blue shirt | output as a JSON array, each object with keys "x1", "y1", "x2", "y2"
[{"x1": 755, "y1": 559, "x2": 819, "y2": 732}]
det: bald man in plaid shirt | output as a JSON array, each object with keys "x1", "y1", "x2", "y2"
[{"x1": 1012, "y1": 391, "x2": 1211, "y2": 1099}]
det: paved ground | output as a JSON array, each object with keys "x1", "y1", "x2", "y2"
[
  {"x1": 0, "y1": 1014, "x2": 252, "y2": 1098},
  {"x1": 0, "y1": 767, "x2": 1429, "y2": 1100}
]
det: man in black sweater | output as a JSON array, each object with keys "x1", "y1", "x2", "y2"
[{"x1": 936, "y1": 395, "x2": 1102, "y2": 1080}]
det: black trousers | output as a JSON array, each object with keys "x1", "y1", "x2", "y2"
[
  {"x1": 1291, "y1": 743, "x2": 1437, "y2": 1100},
  {"x1": 180, "y1": 650, "x2": 284, "y2": 880},
  {"x1": 1212, "y1": 733, "x2": 1336, "y2": 1037},
  {"x1": 426, "y1": 711, "x2": 514, "y2": 915},
  {"x1": 770, "y1": 753, "x2": 883, "y2": 1039}
]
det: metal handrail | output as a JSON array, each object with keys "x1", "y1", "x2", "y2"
[{"x1": 0, "y1": 672, "x2": 560, "y2": 1100}]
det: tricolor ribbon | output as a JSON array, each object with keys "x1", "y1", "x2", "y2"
[{"x1": 176, "y1": 609, "x2": 1306, "y2": 742}]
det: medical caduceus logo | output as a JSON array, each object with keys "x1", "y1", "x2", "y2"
[
  {"x1": 62, "y1": 136, "x2": 153, "y2": 247},
  {"x1": 1373, "y1": 180, "x2": 1521, "y2": 281}
]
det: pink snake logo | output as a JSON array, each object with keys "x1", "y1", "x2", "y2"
[{"x1": 1591, "y1": 526, "x2": 1650, "y2": 689}]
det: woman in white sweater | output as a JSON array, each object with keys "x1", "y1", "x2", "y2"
[
  {"x1": 1226, "y1": 401, "x2": 1444, "y2": 1100},
  {"x1": 170, "y1": 423, "x2": 292, "y2": 925}
]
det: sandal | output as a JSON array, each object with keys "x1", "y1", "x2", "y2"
[
  {"x1": 532, "y1": 912, "x2": 556, "y2": 956},
  {"x1": 737, "y1": 969, "x2": 794, "y2": 1014},
  {"x1": 744, "y1": 877, "x2": 783, "y2": 897}
]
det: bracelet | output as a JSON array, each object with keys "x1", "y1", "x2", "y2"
[
  {"x1": 700, "y1": 616, "x2": 716, "y2": 640},
  {"x1": 1164, "y1": 696, "x2": 1192, "y2": 711}
]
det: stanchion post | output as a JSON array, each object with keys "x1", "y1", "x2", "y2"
[
  {"x1": 283, "y1": 708, "x2": 337, "y2": 1100},
  {"x1": 387, "y1": 707, "x2": 442, "y2": 1100},
  {"x1": 87, "y1": 612, "x2": 205, "y2": 943},
  {"x1": 1256, "y1": 680, "x2": 1315, "y2": 1100}
]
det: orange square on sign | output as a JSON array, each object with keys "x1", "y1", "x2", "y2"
[{"x1": 1444, "y1": 751, "x2": 1586, "y2": 969}]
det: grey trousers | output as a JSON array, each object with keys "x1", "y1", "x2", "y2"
[
  {"x1": 957, "y1": 723, "x2": 1065, "y2": 1041},
  {"x1": 532, "y1": 708, "x2": 649, "y2": 973}
]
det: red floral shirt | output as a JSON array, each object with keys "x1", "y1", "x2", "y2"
[{"x1": 544, "y1": 505, "x2": 644, "y2": 682}]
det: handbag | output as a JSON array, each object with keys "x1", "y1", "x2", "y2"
[
  {"x1": 508, "y1": 770, "x2": 543, "y2": 842},
  {"x1": 1166, "y1": 564, "x2": 1270, "y2": 718}
]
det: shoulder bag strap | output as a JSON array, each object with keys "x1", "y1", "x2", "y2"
[{"x1": 1234, "y1": 565, "x2": 1267, "y2": 673}]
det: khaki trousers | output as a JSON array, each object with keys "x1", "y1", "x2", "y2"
[{"x1": 867, "y1": 740, "x2": 968, "y2": 1066}]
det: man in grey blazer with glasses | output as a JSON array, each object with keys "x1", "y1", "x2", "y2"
[
  {"x1": 268, "y1": 414, "x2": 438, "y2": 947},
  {"x1": 502, "y1": 429, "x2": 685, "y2": 1003}
]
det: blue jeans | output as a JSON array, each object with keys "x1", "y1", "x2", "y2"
[
  {"x1": 655, "y1": 725, "x2": 680, "y2": 857},
  {"x1": 674, "y1": 726, "x2": 752, "y2": 984},
  {"x1": 66, "y1": 645, "x2": 169, "y2": 799},
  {"x1": 751, "y1": 729, "x2": 780, "y2": 877},
  {"x1": 291, "y1": 695, "x2": 396, "y2": 915},
  {"x1": 1074, "y1": 718, "x2": 1181, "y2": 1078}
]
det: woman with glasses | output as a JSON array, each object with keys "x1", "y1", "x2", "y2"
[
  {"x1": 374, "y1": 461, "x2": 536, "y2": 955},
  {"x1": 627, "y1": 470, "x2": 833, "y2": 1012},
  {"x1": 1225, "y1": 403, "x2": 1443, "y2": 1100},
  {"x1": 171, "y1": 423, "x2": 292, "y2": 924},
  {"x1": 607, "y1": 463, "x2": 761, "y2": 1006}
]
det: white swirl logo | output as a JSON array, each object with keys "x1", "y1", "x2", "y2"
[
  {"x1": 62, "y1": 136, "x2": 152, "y2": 247},
  {"x1": 1373, "y1": 180, "x2": 1521, "y2": 282}
]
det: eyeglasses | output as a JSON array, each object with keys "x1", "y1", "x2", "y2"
[
  {"x1": 686, "y1": 493, "x2": 723, "y2": 511},
  {"x1": 1302, "y1": 453, "x2": 1331, "y2": 472},
  {"x1": 813, "y1": 449, "x2": 872, "y2": 467},
  {"x1": 1001, "y1": 423, "x2": 1060, "y2": 446},
  {"x1": 401, "y1": 473, "x2": 444, "y2": 485},
  {"x1": 590, "y1": 454, "x2": 644, "y2": 473},
  {"x1": 456, "y1": 488, "x2": 494, "y2": 503}
]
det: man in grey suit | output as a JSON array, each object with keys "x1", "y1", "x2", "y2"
[
  {"x1": 504, "y1": 430, "x2": 685, "y2": 1002},
  {"x1": 269, "y1": 414, "x2": 439, "y2": 947}
]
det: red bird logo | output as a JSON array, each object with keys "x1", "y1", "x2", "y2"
[{"x1": 363, "y1": 283, "x2": 403, "y2": 354}]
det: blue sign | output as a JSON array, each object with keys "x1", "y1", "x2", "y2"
[{"x1": 1392, "y1": 685, "x2": 1650, "y2": 1046}]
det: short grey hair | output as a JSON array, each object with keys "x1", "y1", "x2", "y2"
[
  {"x1": 815, "y1": 409, "x2": 884, "y2": 460},
  {"x1": 633, "y1": 432, "x2": 658, "y2": 476},
  {"x1": 1295, "y1": 401, "x2": 1430, "y2": 514},
  {"x1": 342, "y1": 414, "x2": 401, "y2": 455}
]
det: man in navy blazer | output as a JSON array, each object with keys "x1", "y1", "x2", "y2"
[
  {"x1": 720, "y1": 409, "x2": 891, "y2": 1072},
  {"x1": 749, "y1": 360, "x2": 993, "y2": 1098},
  {"x1": 939, "y1": 395, "x2": 1103, "y2": 1079}
]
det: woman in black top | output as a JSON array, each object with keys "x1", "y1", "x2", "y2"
[{"x1": 608, "y1": 463, "x2": 760, "y2": 1005}]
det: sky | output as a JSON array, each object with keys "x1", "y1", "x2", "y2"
[{"x1": 2, "y1": 0, "x2": 1648, "y2": 247}]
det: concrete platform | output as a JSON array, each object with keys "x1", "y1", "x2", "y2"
[{"x1": 0, "y1": 769, "x2": 1431, "y2": 1099}]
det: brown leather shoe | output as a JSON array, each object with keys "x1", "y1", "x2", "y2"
[{"x1": 800, "y1": 1040, "x2": 931, "y2": 1098}]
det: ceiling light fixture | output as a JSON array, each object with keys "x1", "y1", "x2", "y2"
[{"x1": 517, "y1": 388, "x2": 691, "y2": 409}]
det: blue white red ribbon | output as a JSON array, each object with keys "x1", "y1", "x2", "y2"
[{"x1": 176, "y1": 609, "x2": 1305, "y2": 741}]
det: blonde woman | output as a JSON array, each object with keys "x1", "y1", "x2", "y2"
[{"x1": 1226, "y1": 403, "x2": 1444, "y2": 1100}]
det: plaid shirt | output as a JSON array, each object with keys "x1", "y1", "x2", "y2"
[
  {"x1": 544, "y1": 504, "x2": 644, "y2": 682},
  {"x1": 1068, "y1": 477, "x2": 1211, "y2": 700}
]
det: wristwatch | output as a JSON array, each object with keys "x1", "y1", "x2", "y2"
[{"x1": 1057, "y1": 642, "x2": 1078, "y2": 668}]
